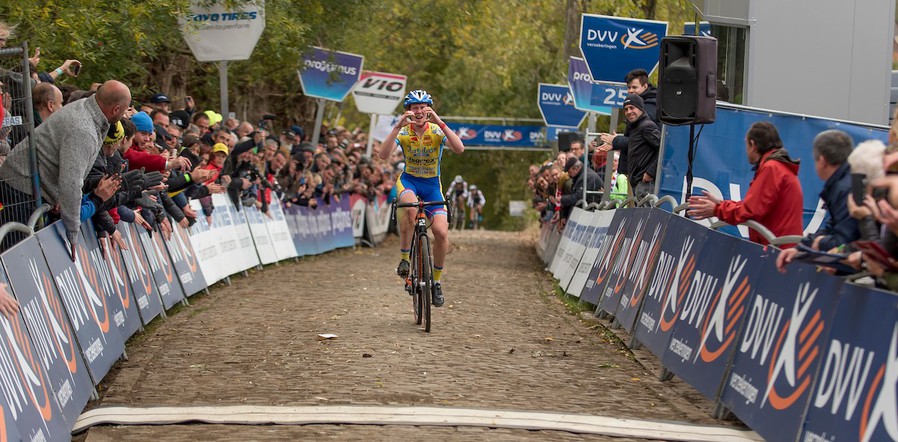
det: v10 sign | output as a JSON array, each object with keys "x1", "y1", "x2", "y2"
[{"x1": 351, "y1": 71, "x2": 407, "y2": 114}]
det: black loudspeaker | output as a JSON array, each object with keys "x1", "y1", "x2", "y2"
[
  {"x1": 557, "y1": 131, "x2": 579, "y2": 152},
  {"x1": 658, "y1": 36, "x2": 717, "y2": 125}
]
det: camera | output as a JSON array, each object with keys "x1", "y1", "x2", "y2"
[
  {"x1": 851, "y1": 173, "x2": 867, "y2": 205},
  {"x1": 71, "y1": 61, "x2": 81, "y2": 76},
  {"x1": 240, "y1": 163, "x2": 282, "y2": 193}
]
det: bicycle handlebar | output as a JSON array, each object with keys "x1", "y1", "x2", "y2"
[
  {"x1": 391, "y1": 199, "x2": 452, "y2": 225},
  {"x1": 394, "y1": 200, "x2": 451, "y2": 209}
]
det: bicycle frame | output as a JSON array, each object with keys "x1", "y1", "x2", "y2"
[{"x1": 391, "y1": 197, "x2": 450, "y2": 332}]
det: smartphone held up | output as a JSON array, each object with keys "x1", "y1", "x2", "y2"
[{"x1": 851, "y1": 173, "x2": 867, "y2": 205}]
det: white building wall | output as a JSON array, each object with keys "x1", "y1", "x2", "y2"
[{"x1": 698, "y1": 0, "x2": 894, "y2": 125}]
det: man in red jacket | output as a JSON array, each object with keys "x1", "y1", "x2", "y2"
[{"x1": 687, "y1": 121, "x2": 804, "y2": 247}]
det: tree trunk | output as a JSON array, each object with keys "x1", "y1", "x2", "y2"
[{"x1": 563, "y1": 0, "x2": 580, "y2": 59}]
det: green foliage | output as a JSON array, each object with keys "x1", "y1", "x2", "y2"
[
  {"x1": 441, "y1": 150, "x2": 551, "y2": 231},
  {"x1": 1, "y1": 0, "x2": 690, "y2": 229}
]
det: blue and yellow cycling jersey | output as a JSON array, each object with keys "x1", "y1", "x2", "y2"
[{"x1": 395, "y1": 122, "x2": 448, "y2": 179}]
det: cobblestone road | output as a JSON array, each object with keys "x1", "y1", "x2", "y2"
[{"x1": 81, "y1": 230, "x2": 743, "y2": 440}]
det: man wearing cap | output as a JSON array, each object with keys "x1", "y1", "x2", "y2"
[
  {"x1": 169, "y1": 110, "x2": 191, "y2": 133},
  {"x1": 596, "y1": 69, "x2": 661, "y2": 181},
  {"x1": 621, "y1": 93, "x2": 660, "y2": 199},
  {"x1": 149, "y1": 93, "x2": 171, "y2": 112},
  {"x1": 204, "y1": 110, "x2": 223, "y2": 130},
  {"x1": 290, "y1": 125, "x2": 305, "y2": 143},
  {"x1": 559, "y1": 156, "x2": 603, "y2": 219}
]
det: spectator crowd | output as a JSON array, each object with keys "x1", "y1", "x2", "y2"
[
  {"x1": 528, "y1": 69, "x2": 661, "y2": 228},
  {"x1": 527, "y1": 64, "x2": 898, "y2": 293},
  {"x1": 0, "y1": 21, "x2": 409, "y2": 261}
]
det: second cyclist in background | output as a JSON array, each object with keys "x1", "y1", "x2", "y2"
[
  {"x1": 468, "y1": 185, "x2": 486, "y2": 230},
  {"x1": 379, "y1": 90, "x2": 465, "y2": 307},
  {"x1": 446, "y1": 175, "x2": 468, "y2": 230}
]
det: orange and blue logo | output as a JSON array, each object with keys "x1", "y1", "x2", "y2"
[
  {"x1": 763, "y1": 283, "x2": 824, "y2": 410},
  {"x1": 658, "y1": 236, "x2": 698, "y2": 333},
  {"x1": 858, "y1": 323, "x2": 898, "y2": 441},
  {"x1": 456, "y1": 127, "x2": 476, "y2": 140},
  {"x1": 621, "y1": 28, "x2": 660, "y2": 50},
  {"x1": 696, "y1": 255, "x2": 751, "y2": 363},
  {"x1": 502, "y1": 130, "x2": 522, "y2": 142}
]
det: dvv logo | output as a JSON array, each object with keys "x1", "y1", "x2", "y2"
[
  {"x1": 563, "y1": 92, "x2": 575, "y2": 106},
  {"x1": 657, "y1": 236, "x2": 698, "y2": 332},
  {"x1": 584, "y1": 26, "x2": 659, "y2": 50},
  {"x1": 456, "y1": 127, "x2": 476, "y2": 140},
  {"x1": 696, "y1": 255, "x2": 751, "y2": 363},
  {"x1": 502, "y1": 130, "x2": 522, "y2": 142},
  {"x1": 858, "y1": 323, "x2": 898, "y2": 442},
  {"x1": 621, "y1": 27, "x2": 660, "y2": 50},
  {"x1": 764, "y1": 282, "x2": 825, "y2": 410}
]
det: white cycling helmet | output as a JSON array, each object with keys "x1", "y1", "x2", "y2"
[
  {"x1": 403, "y1": 90, "x2": 433, "y2": 108},
  {"x1": 453, "y1": 175, "x2": 463, "y2": 183},
  {"x1": 470, "y1": 185, "x2": 477, "y2": 190}
]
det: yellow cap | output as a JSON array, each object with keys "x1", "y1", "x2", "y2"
[
  {"x1": 204, "y1": 110, "x2": 223, "y2": 126},
  {"x1": 212, "y1": 143, "x2": 229, "y2": 155},
  {"x1": 104, "y1": 121, "x2": 124, "y2": 144}
]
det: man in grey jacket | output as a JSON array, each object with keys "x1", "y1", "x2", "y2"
[
  {"x1": 559, "y1": 156, "x2": 603, "y2": 218},
  {"x1": 0, "y1": 79, "x2": 131, "y2": 249}
]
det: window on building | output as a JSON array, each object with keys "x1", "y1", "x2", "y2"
[{"x1": 711, "y1": 25, "x2": 748, "y2": 105}]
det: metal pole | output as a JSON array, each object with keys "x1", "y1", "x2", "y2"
[
  {"x1": 311, "y1": 98, "x2": 326, "y2": 147},
  {"x1": 21, "y1": 42, "x2": 41, "y2": 213},
  {"x1": 219, "y1": 61, "x2": 229, "y2": 120},
  {"x1": 603, "y1": 108, "x2": 621, "y2": 201},
  {"x1": 365, "y1": 113, "x2": 376, "y2": 157},
  {"x1": 654, "y1": 124, "x2": 667, "y2": 198},
  {"x1": 584, "y1": 112, "x2": 596, "y2": 204}
]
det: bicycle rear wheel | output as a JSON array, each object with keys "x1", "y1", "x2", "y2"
[{"x1": 418, "y1": 233, "x2": 432, "y2": 332}]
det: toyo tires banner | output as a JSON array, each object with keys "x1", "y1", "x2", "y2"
[{"x1": 181, "y1": 0, "x2": 265, "y2": 62}]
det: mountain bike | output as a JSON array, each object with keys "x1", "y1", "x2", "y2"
[
  {"x1": 391, "y1": 198, "x2": 450, "y2": 332},
  {"x1": 449, "y1": 193, "x2": 466, "y2": 230}
]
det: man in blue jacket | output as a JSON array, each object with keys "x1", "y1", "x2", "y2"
[
  {"x1": 804, "y1": 130, "x2": 859, "y2": 250},
  {"x1": 777, "y1": 129, "x2": 858, "y2": 271}
]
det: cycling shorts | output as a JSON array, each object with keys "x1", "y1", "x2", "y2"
[{"x1": 396, "y1": 173, "x2": 447, "y2": 218}]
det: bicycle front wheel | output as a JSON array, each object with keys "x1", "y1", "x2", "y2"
[
  {"x1": 418, "y1": 233, "x2": 432, "y2": 333},
  {"x1": 410, "y1": 236, "x2": 422, "y2": 325}
]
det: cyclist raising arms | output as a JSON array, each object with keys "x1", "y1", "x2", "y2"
[{"x1": 379, "y1": 90, "x2": 465, "y2": 307}]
